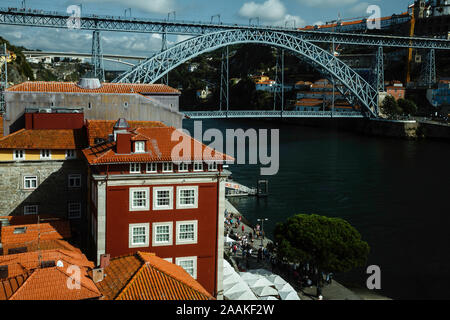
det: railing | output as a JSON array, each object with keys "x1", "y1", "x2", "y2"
[{"x1": 183, "y1": 110, "x2": 365, "y2": 119}]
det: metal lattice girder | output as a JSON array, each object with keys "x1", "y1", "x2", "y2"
[
  {"x1": 115, "y1": 30, "x2": 379, "y2": 117},
  {"x1": 273, "y1": 49, "x2": 284, "y2": 111},
  {"x1": 0, "y1": 43, "x2": 7, "y2": 113},
  {"x1": 160, "y1": 30, "x2": 169, "y2": 85},
  {"x1": 219, "y1": 46, "x2": 229, "y2": 111},
  {"x1": 1, "y1": 8, "x2": 450, "y2": 49},
  {"x1": 184, "y1": 110, "x2": 364, "y2": 119},
  {"x1": 375, "y1": 46, "x2": 385, "y2": 92},
  {"x1": 420, "y1": 48, "x2": 436, "y2": 88},
  {"x1": 91, "y1": 30, "x2": 105, "y2": 82}
]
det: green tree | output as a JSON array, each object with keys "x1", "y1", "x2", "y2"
[
  {"x1": 381, "y1": 95, "x2": 402, "y2": 117},
  {"x1": 398, "y1": 98, "x2": 418, "y2": 115},
  {"x1": 274, "y1": 214, "x2": 370, "y2": 275}
]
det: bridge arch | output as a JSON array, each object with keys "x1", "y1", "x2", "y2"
[{"x1": 114, "y1": 29, "x2": 379, "y2": 117}]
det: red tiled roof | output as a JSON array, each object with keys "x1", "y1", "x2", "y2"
[
  {"x1": 96, "y1": 252, "x2": 213, "y2": 300},
  {"x1": 0, "y1": 128, "x2": 87, "y2": 149},
  {"x1": 1, "y1": 221, "x2": 71, "y2": 246},
  {"x1": 83, "y1": 126, "x2": 234, "y2": 165},
  {"x1": 1, "y1": 239, "x2": 81, "y2": 256},
  {"x1": 86, "y1": 120, "x2": 166, "y2": 147},
  {"x1": 0, "y1": 272, "x2": 30, "y2": 300},
  {"x1": 7, "y1": 81, "x2": 180, "y2": 95}
]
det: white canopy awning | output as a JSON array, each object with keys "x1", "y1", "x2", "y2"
[
  {"x1": 279, "y1": 290, "x2": 301, "y2": 300},
  {"x1": 251, "y1": 286, "x2": 279, "y2": 297},
  {"x1": 245, "y1": 277, "x2": 275, "y2": 289},
  {"x1": 266, "y1": 275, "x2": 287, "y2": 286},
  {"x1": 227, "y1": 290, "x2": 258, "y2": 300}
]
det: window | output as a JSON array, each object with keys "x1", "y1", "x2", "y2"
[
  {"x1": 176, "y1": 221, "x2": 198, "y2": 245},
  {"x1": 13, "y1": 227, "x2": 27, "y2": 234},
  {"x1": 40, "y1": 149, "x2": 52, "y2": 160},
  {"x1": 208, "y1": 162, "x2": 218, "y2": 171},
  {"x1": 130, "y1": 163, "x2": 141, "y2": 174},
  {"x1": 163, "y1": 258, "x2": 173, "y2": 263},
  {"x1": 177, "y1": 186, "x2": 198, "y2": 209},
  {"x1": 176, "y1": 257, "x2": 197, "y2": 279},
  {"x1": 13, "y1": 150, "x2": 25, "y2": 160},
  {"x1": 153, "y1": 187, "x2": 173, "y2": 210},
  {"x1": 66, "y1": 150, "x2": 76, "y2": 160},
  {"x1": 129, "y1": 223, "x2": 150, "y2": 248},
  {"x1": 129, "y1": 187, "x2": 150, "y2": 211},
  {"x1": 24, "y1": 205, "x2": 38, "y2": 215},
  {"x1": 135, "y1": 141, "x2": 146, "y2": 153},
  {"x1": 68, "y1": 174, "x2": 81, "y2": 188},
  {"x1": 193, "y1": 162, "x2": 203, "y2": 172},
  {"x1": 68, "y1": 202, "x2": 81, "y2": 219},
  {"x1": 152, "y1": 222, "x2": 173, "y2": 247},
  {"x1": 146, "y1": 163, "x2": 157, "y2": 173},
  {"x1": 162, "y1": 162, "x2": 173, "y2": 172},
  {"x1": 24, "y1": 176, "x2": 38, "y2": 190},
  {"x1": 178, "y1": 163, "x2": 189, "y2": 172}
]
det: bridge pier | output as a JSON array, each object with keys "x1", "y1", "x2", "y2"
[
  {"x1": 91, "y1": 30, "x2": 105, "y2": 82},
  {"x1": 274, "y1": 49, "x2": 285, "y2": 111},
  {"x1": 375, "y1": 46, "x2": 385, "y2": 92},
  {"x1": 0, "y1": 43, "x2": 7, "y2": 114},
  {"x1": 220, "y1": 46, "x2": 229, "y2": 112},
  {"x1": 421, "y1": 48, "x2": 436, "y2": 88},
  {"x1": 161, "y1": 28, "x2": 169, "y2": 85}
]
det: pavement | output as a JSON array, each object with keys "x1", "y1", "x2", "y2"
[{"x1": 224, "y1": 199, "x2": 392, "y2": 301}]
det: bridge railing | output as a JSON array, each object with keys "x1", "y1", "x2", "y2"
[{"x1": 183, "y1": 110, "x2": 365, "y2": 119}]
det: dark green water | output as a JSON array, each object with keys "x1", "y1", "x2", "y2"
[{"x1": 184, "y1": 118, "x2": 450, "y2": 300}]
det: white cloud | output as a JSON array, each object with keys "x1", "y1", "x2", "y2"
[
  {"x1": 274, "y1": 14, "x2": 306, "y2": 28},
  {"x1": 238, "y1": 0, "x2": 287, "y2": 21},
  {"x1": 296, "y1": 0, "x2": 358, "y2": 8},
  {"x1": 78, "y1": 0, "x2": 176, "y2": 14},
  {"x1": 347, "y1": 2, "x2": 371, "y2": 16}
]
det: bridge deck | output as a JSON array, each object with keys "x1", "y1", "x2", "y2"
[{"x1": 183, "y1": 110, "x2": 365, "y2": 119}]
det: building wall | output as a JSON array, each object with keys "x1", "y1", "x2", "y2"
[
  {"x1": 0, "y1": 159, "x2": 87, "y2": 218},
  {"x1": 4, "y1": 92, "x2": 183, "y2": 135},
  {"x1": 92, "y1": 174, "x2": 221, "y2": 296}
]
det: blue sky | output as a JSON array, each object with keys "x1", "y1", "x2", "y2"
[{"x1": 0, "y1": 0, "x2": 414, "y2": 62}]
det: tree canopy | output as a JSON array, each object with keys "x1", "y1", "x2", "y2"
[{"x1": 274, "y1": 214, "x2": 370, "y2": 274}]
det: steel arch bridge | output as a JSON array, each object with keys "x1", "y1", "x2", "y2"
[{"x1": 114, "y1": 29, "x2": 379, "y2": 117}]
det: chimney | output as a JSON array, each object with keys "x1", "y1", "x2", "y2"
[
  {"x1": 100, "y1": 254, "x2": 110, "y2": 269},
  {"x1": 92, "y1": 268, "x2": 105, "y2": 283}
]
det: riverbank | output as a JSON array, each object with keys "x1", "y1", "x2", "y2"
[{"x1": 224, "y1": 199, "x2": 391, "y2": 300}]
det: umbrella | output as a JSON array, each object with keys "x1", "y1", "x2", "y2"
[
  {"x1": 227, "y1": 290, "x2": 258, "y2": 300},
  {"x1": 223, "y1": 272, "x2": 241, "y2": 287},
  {"x1": 276, "y1": 283, "x2": 296, "y2": 292},
  {"x1": 266, "y1": 275, "x2": 287, "y2": 286},
  {"x1": 224, "y1": 281, "x2": 249, "y2": 296},
  {"x1": 225, "y1": 236, "x2": 236, "y2": 244},
  {"x1": 223, "y1": 259, "x2": 232, "y2": 269},
  {"x1": 246, "y1": 277, "x2": 274, "y2": 289},
  {"x1": 239, "y1": 272, "x2": 260, "y2": 281},
  {"x1": 259, "y1": 296, "x2": 279, "y2": 300},
  {"x1": 251, "y1": 286, "x2": 279, "y2": 297},
  {"x1": 248, "y1": 268, "x2": 272, "y2": 276},
  {"x1": 279, "y1": 291, "x2": 301, "y2": 300}
]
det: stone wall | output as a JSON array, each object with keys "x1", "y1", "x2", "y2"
[
  {"x1": 0, "y1": 160, "x2": 87, "y2": 219},
  {"x1": 3, "y1": 91, "x2": 183, "y2": 135}
]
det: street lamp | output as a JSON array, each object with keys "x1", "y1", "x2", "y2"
[{"x1": 256, "y1": 218, "x2": 268, "y2": 247}]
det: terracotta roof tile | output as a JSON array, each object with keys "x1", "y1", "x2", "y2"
[
  {"x1": 83, "y1": 126, "x2": 234, "y2": 165},
  {"x1": 96, "y1": 252, "x2": 213, "y2": 300},
  {"x1": 7, "y1": 81, "x2": 180, "y2": 95},
  {"x1": 0, "y1": 128, "x2": 87, "y2": 149},
  {"x1": 1, "y1": 221, "x2": 71, "y2": 246},
  {"x1": 1, "y1": 239, "x2": 81, "y2": 256}
]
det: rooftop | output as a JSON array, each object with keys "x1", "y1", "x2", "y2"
[
  {"x1": 0, "y1": 220, "x2": 71, "y2": 246},
  {"x1": 95, "y1": 252, "x2": 213, "y2": 300},
  {"x1": 6, "y1": 81, "x2": 181, "y2": 95}
]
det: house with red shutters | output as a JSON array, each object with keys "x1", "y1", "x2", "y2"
[{"x1": 82, "y1": 118, "x2": 233, "y2": 299}]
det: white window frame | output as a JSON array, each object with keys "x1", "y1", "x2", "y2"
[
  {"x1": 134, "y1": 141, "x2": 146, "y2": 153},
  {"x1": 40, "y1": 149, "x2": 52, "y2": 160},
  {"x1": 68, "y1": 202, "x2": 82, "y2": 219},
  {"x1": 146, "y1": 163, "x2": 157, "y2": 173},
  {"x1": 193, "y1": 162, "x2": 203, "y2": 172},
  {"x1": 65, "y1": 149, "x2": 76, "y2": 160},
  {"x1": 162, "y1": 162, "x2": 173, "y2": 173},
  {"x1": 130, "y1": 163, "x2": 141, "y2": 174},
  {"x1": 208, "y1": 162, "x2": 218, "y2": 171},
  {"x1": 153, "y1": 187, "x2": 173, "y2": 210},
  {"x1": 176, "y1": 186, "x2": 198, "y2": 209},
  {"x1": 129, "y1": 223, "x2": 150, "y2": 248},
  {"x1": 152, "y1": 222, "x2": 173, "y2": 247},
  {"x1": 175, "y1": 256, "x2": 197, "y2": 279},
  {"x1": 68, "y1": 174, "x2": 81, "y2": 188},
  {"x1": 24, "y1": 205, "x2": 39, "y2": 216},
  {"x1": 176, "y1": 221, "x2": 198, "y2": 245},
  {"x1": 163, "y1": 258, "x2": 173, "y2": 263},
  {"x1": 129, "y1": 187, "x2": 150, "y2": 211},
  {"x1": 23, "y1": 176, "x2": 38, "y2": 190},
  {"x1": 13, "y1": 150, "x2": 25, "y2": 161},
  {"x1": 178, "y1": 163, "x2": 189, "y2": 172}
]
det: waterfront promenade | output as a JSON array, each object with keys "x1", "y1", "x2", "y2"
[{"x1": 224, "y1": 200, "x2": 391, "y2": 300}]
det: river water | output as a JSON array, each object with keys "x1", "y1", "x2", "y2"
[{"x1": 183, "y1": 118, "x2": 450, "y2": 300}]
